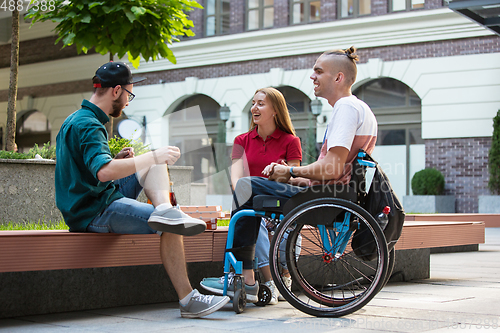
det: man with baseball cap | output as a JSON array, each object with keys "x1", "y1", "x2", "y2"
[{"x1": 55, "y1": 61, "x2": 229, "y2": 318}]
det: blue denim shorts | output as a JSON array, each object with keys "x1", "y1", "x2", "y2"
[{"x1": 86, "y1": 174, "x2": 157, "y2": 234}]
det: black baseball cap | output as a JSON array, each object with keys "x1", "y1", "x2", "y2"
[{"x1": 93, "y1": 62, "x2": 146, "y2": 88}]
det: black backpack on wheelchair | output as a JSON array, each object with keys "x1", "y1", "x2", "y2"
[{"x1": 350, "y1": 150, "x2": 406, "y2": 261}]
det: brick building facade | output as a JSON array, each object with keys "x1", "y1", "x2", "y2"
[{"x1": 1, "y1": 0, "x2": 499, "y2": 212}]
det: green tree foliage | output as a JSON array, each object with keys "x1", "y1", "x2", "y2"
[
  {"x1": 488, "y1": 110, "x2": 500, "y2": 194},
  {"x1": 26, "y1": 0, "x2": 202, "y2": 68},
  {"x1": 411, "y1": 168, "x2": 445, "y2": 195}
]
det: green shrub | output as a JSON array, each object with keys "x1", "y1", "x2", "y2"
[
  {"x1": 108, "y1": 136, "x2": 150, "y2": 158},
  {"x1": 0, "y1": 142, "x2": 56, "y2": 160},
  {"x1": 488, "y1": 110, "x2": 500, "y2": 195},
  {"x1": 411, "y1": 168, "x2": 445, "y2": 195},
  {"x1": 0, "y1": 150, "x2": 30, "y2": 159},
  {"x1": 1, "y1": 138, "x2": 150, "y2": 160},
  {"x1": 26, "y1": 142, "x2": 56, "y2": 159}
]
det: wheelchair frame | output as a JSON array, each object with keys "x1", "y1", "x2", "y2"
[{"x1": 222, "y1": 151, "x2": 392, "y2": 316}]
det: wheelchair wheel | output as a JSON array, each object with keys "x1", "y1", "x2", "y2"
[
  {"x1": 233, "y1": 289, "x2": 246, "y2": 314},
  {"x1": 254, "y1": 283, "x2": 272, "y2": 306},
  {"x1": 383, "y1": 247, "x2": 396, "y2": 287},
  {"x1": 269, "y1": 198, "x2": 389, "y2": 317}
]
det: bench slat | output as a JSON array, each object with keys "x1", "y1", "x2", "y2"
[
  {"x1": 0, "y1": 220, "x2": 485, "y2": 273},
  {"x1": 0, "y1": 232, "x2": 214, "y2": 273}
]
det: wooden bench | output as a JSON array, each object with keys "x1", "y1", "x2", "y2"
[
  {"x1": 0, "y1": 215, "x2": 485, "y2": 318},
  {"x1": 406, "y1": 213, "x2": 500, "y2": 228},
  {"x1": 0, "y1": 206, "x2": 225, "y2": 273}
]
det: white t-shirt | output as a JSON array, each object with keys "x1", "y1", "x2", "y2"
[{"x1": 313, "y1": 95, "x2": 377, "y2": 185}]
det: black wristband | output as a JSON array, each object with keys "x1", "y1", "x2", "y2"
[{"x1": 289, "y1": 167, "x2": 298, "y2": 178}]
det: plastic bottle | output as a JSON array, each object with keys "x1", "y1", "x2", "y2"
[
  {"x1": 169, "y1": 181, "x2": 178, "y2": 207},
  {"x1": 377, "y1": 206, "x2": 391, "y2": 230}
]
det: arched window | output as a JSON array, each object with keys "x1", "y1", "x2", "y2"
[
  {"x1": 354, "y1": 78, "x2": 424, "y2": 197},
  {"x1": 16, "y1": 111, "x2": 51, "y2": 153},
  {"x1": 169, "y1": 95, "x2": 227, "y2": 194}
]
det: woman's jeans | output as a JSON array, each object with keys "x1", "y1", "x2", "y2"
[{"x1": 255, "y1": 218, "x2": 302, "y2": 271}]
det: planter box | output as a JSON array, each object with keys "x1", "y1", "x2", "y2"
[
  {"x1": 403, "y1": 195, "x2": 455, "y2": 213},
  {"x1": 0, "y1": 159, "x2": 196, "y2": 225},
  {"x1": 478, "y1": 195, "x2": 500, "y2": 213},
  {"x1": 0, "y1": 159, "x2": 61, "y2": 224}
]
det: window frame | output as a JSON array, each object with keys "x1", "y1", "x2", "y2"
[
  {"x1": 337, "y1": 0, "x2": 372, "y2": 19},
  {"x1": 246, "y1": 0, "x2": 275, "y2": 31},
  {"x1": 289, "y1": 0, "x2": 321, "y2": 25},
  {"x1": 388, "y1": 0, "x2": 425, "y2": 13},
  {"x1": 205, "y1": 0, "x2": 231, "y2": 37}
]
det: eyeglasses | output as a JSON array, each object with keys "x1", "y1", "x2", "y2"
[{"x1": 121, "y1": 86, "x2": 135, "y2": 102}]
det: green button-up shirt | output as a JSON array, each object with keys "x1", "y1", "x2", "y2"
[{"x1": 55, "y1": 100, "x2": 124, "y2": 231}]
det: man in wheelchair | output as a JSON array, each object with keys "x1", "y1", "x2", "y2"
[{"x1": 206, "y1": 46, "x2": 378, "y2": 307}]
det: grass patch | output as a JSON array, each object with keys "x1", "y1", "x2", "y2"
[
  {"x1": 0, "y1": 220, "x2": 68, "y2": 230},
  {"x1": 217, "y1": 218, "x2": 230, "y2": 227}
]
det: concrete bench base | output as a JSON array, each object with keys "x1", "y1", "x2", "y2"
[{"x1": 0, "y1": 262, "x2": 223, "y2": 319}]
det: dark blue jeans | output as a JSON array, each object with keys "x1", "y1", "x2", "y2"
[{"x1": 231, "y1": 176, "x2": 304, "y2": 269}]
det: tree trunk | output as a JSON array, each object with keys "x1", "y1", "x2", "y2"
[
  {"x1": 6, "y1": 9, "x2": 20, "y2": 152},
  {"x1": 105, "y1": 52, "x2": 114, "y2": 139}
]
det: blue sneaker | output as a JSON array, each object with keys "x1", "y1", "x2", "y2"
[{"x1": 200, "y1": 273, "x2": 259, "y2": 303}]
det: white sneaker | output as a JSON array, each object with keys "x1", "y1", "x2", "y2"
[
  {"x1": 264, "y1": 280, "x2": 279, "y2": 305},
  {"x1": 278, "y1": 276, "x2": 292, "y2": 301},
  {"x1": 148, "y1": 206, "x2": 206, "y2": 236}
]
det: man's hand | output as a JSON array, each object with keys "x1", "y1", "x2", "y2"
[
  {"x1": 262, "y1": 160, "x2": 288, "y2": 177},
  {"x1": 152, "y1": 146, "x2": 181, "y2": 165},
  {"x1": 268, "y1": 163, "x2": 292, "y2": 183},
  {"x1": 262, "y1": 162, "x2": 278, "y2": 177},
  {"x1": 115, "y1": 147, "x2": 134, "y2": 159}
]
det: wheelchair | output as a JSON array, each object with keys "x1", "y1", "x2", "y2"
[{"x1": 222, "y1": 151, "x2": 394, "y2": 317}]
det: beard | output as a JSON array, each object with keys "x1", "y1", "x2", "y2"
[{"x1": 110, "y1": 93, "x2": 125, "y2": 118}]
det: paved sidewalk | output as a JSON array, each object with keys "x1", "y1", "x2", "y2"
[{"x1": 1, "y1": 228, "x2": 499, "y2": 333}]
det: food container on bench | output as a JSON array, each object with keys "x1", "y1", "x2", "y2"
[{"x1": 204, "y1": 218, "x2": 218, "y2": 230}]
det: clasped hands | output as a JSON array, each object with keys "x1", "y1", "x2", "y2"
[{"x1": 262, "y1": 161, "x2": 292, "y2": 183}]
